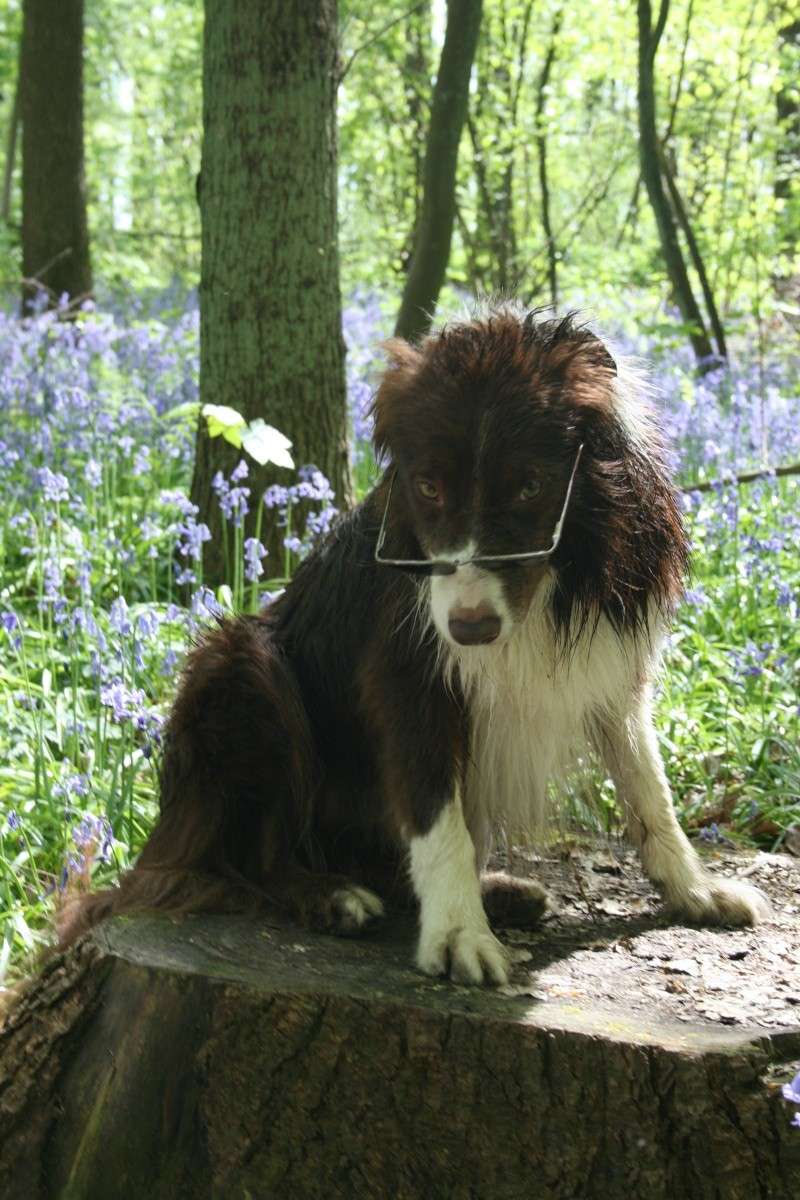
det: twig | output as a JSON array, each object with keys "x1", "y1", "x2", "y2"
[
  {"x1": 106, "y1": 228, "x2": 199, "y2": 242},
  {"x1": 682, "y1": 462, "x2": 800, "y2": 493},
  {"x1": 338, "y1": 1, "x2": 428, "y2": 84}
]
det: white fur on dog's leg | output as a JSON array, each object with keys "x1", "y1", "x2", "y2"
[
  {"x1": 330, "y1": 885, "x2": 385, "y2": 935},
  {"x1": 599, "y1": 690, "x2": 769, "y2": 927},
  {"x1": 409, "y1": 787, "x2": 509, "y2": 987}
]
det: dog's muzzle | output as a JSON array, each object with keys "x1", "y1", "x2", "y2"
[{"x1": 448, "y1": 604, "x2": 502, "y2": 645}]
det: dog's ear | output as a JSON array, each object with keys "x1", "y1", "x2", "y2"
[
  {"x1": 528, "y1": 318, "x2": 617, "y2": 411},
  {"x1": 371, "y1": 338, "x2": 424, "y2": 461}
]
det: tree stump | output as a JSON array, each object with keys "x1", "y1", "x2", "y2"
[{"x1": 1, "y1": 844, "x2": 799, "y2": 1199}]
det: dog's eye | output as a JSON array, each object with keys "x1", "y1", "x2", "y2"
[
  {"x1": 417, "y1": 479, "x2": 440, "y2": 502},
  {"x1": 519, "y1": 480, "x2": 541, "y2": 501}
]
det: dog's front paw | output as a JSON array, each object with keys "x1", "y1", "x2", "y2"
[
  {"x1": 668, "y1": 875, "x2": 770, "y2": 927},
  {"x1": 417, "y1": 923, "x2": 510, "y2": 986},
  {"x1": 329, "y1": 885, "x2": 385, "y2": 936}
]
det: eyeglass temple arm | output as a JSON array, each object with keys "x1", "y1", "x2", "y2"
[{"x1": 551, "y1": 443, "x2": 584, "y2": 547}]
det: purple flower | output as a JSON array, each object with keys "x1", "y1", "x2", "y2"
[
  {"x1": 1, "y1": 611, "x2": 19, "y2": 633},
  {"x1": 283, "y1": 535, "x2": 303, "y2": 555},
  {"x1": 5, "y1": 810, "x2": 21, "y2": 833},
  {"x1": 231, "y1": 459, "x2": 249, "y2": 482},
  {"x1": 85, "y1": 458, "x2": 102, "y2": 488},
  {"x1": 100, "y1": 679, "x2": 147, "y2": 723},
  {"x1": 191, "y1": 587, "x2": 224, "y2": 620},
  {"x1": 263, "y1": 484, "x2": 291, "y2": 510},
  {"x1": 159, "y1": 488, "x2": 197, "y2": 517},
  {"x1": 109, "y1": 596, "x2": 131, "y2": 636},
  {"x1": 160, "y1": 648, "x2": 180, "y2": 676},
  {"x1": 177, "y1": 517, "x2": 211, "y2": 561},
  {"x1": 36, "y1": 467, "x2": 69, "y2": 503},
  {"x1": 72, "y1": 813, "x2": 113, "y2": 862},
  {"x1": 136, "y1": 610, "x2": 160, "y2": 640},
  {"x1": 782, "y1": 1072, "x2": 800, "y2": 1106},
  {"x1": 244, "y1": 537, "x2": 267, "y2": 582},
  {"x1": 683, "y1": 586, "x2": 706, "y2": 607}
]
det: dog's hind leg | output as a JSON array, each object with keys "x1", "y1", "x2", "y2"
[
  {"x1": 594, "y1": 690, "x2": 769, "y2": 926},
  {"x1": 480, "y1": 872, "x2": 549, "y2": 929},
  {"x1": 265, "y1": 864, "x2": 385, "y2": 937}
]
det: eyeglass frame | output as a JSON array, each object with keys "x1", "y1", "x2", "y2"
[{"x1": 373, "y1": 443, "x2": 584, "y2": 576}]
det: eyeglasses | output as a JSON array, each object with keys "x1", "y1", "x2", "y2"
[{"x1": 374, "y1": 444, "x2": 584, "y2": 576}]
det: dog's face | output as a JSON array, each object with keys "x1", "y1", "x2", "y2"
[{"x1": 373, "y1": 310, "x2": 618, "y2": 648}]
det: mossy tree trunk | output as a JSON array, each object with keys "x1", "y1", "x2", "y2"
[
  {"x1": 20, "y1": 0, "x2": 92, "y2": 313},
  {"x1": 191, "y1": 0, "x2": 351, "y2": 584}
]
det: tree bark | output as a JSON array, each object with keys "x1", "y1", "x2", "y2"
[
  {"x1": 776, "y1": 16, "x2": 799, "y2": 261},
  {"x1": 535, "y1": 11, "x2": 562, "y2": 309},
  {"x1": 660, "y1": 148, "x2": 727, "y2": 358},
  {"x1": 636, "y1": 0, "x2": 714, "y2": 365},
  {"x1": 1, "y1": 74, "x2": 20, "y2": 226},
  {"x1": 395, "y1": 0, "x2": 483, "y2": 343},
  {"x1": 191, "y1": 0, "x2": 351, "y2": 584},
  {"x1": 1, "y1": 904, "x2": 799, "y2": 1200},
  {"x1": 20, "y1": 0, "x2": 92, "y2": 312}
]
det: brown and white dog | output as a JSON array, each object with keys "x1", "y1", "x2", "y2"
[{"x1": 61, "y1": 305, "x2": 767, "y2": 984}]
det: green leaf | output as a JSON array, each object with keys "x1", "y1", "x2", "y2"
[{"x1": 202, "y1": 404, "x2": 246, "y2": 445}]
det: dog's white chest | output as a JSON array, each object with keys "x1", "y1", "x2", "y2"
[{"x1": 453, "y1": 607, "x2": 647, "y2": 837}]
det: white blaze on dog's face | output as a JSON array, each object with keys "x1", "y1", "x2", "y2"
[{"x1": 428, "y1": 544, "x2": 512, "y2": 647}]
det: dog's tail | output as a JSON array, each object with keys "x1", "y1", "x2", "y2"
[{"x1": 57, "y1": 616, "x2": 317, "y2": 948}]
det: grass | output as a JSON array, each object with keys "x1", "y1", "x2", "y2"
[{"x1": 0, "y1": 293, "x2": 797, "y2": 981}]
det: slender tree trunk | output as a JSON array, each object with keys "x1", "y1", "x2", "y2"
[
  {"x1": 395, "y1": 0, "x2": 483, "y2": 343},
  {"x1": 776, "y1": 16, "x2": 799, "y2": 261},
  {"x1": 636, "y1": 0, "x2": 714, "y2": 365},
  {"x1": 400, "y1": 3, "x2": 431, "y2": 275},
  {"x1": 20, "y1": 0, "x2": 92, "y2": 312},
  {"x1": 659, "y1": 148, "x2": 727, "y2": 358},
  {"x1": 191, "y1": 0, "x2": 351, "y2": 584},
  {"x1": 1, "y1": 74, "x2": 20, "y2": 225},
  {"x1": 535, "y1": 11, "x2": 562, "y2": 309}
]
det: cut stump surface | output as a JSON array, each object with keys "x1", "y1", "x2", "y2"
[{"x1": 1, "y1": 843, "x2": 799, "y2": 1199}]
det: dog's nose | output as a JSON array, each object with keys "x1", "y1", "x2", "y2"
[{"x1": 448, "y1": 604, "x2": 501, "y2": 645}]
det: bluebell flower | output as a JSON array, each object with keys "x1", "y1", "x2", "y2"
[
  {"x1": 244, "y1": 537, "x2": 268, "y2": 582},
  {"x1": 109, "y1": 596, "x2": 131, "y2": 636},
  {"x1": 191, "y1": 587, "x2": 224, "y2": 620},
  {"x1": 782, "y1": 1072, "x2": 800, "y2": 1105},
  {"x1": 84, "y1": 458, "x2": 102, "y2": 488},
  {"x1": 36, "y1": 467, "x2": 70, "y2": 503}
]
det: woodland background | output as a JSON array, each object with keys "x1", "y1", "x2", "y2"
[{"x1": 0, "y1": 0, "x2": 797, "y2": 979}]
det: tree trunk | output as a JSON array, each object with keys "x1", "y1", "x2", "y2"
[
  {"x1": 20, "y1": 0, "x2": 92, "y2": 312},
  {"x1": 1, "y1": 74, "x2": 20, "y2": 226},
  {"x1": 776, "y1": 16, "x2": 799, "y2": 261},
  {"x1": 535, "y1": 11, "x2": 562, "y2": 309},
  {"x1": 395, "y1": 0, "x2": 483, "y2": 343},
  {"x1": 660, "y1": 147, "x2": 727, "y2": 358},
  {"x1": 3, "y1": 847, "x2": 799, "y2": 1199},
  {"x1": 636, "y1": 0, "x2": 714, "y2": 365},
  {"x1": 191, "y1": 0, "x2": 351, "y2": 585}
]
